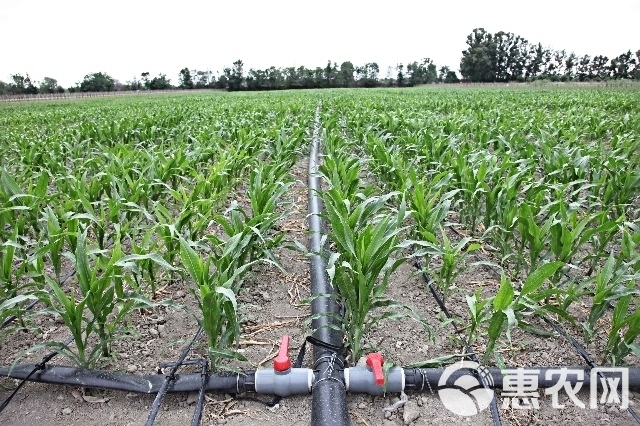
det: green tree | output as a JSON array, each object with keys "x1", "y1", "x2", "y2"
[
  {"x1": 338, "y1": 61, "x2": 355, "y2": 87},
  {"x1": 610, "y1": 50, "x2": 635, "y2": 79},
  {"x1": 226, "y1": 60, "x2": 244, "y2": 91},
  {"x1": 444, "y1": 70, "x2": 460, "y2": 83},
  {"x1": 591, "y1": 55, "x2": 610, "y2": 80},
  {"x1": 0, "y1": 80, "x2": 9, "y2": 95},
  {"x1": 424, "y1": 59, "x2": 438, "y2": 83},
  {"x1": 80, "y1": 72, "x2": 115, "y2": 92},
  {"x1": 10, "y1": 73, "x2": 38, "y2": 94},
  {"x1": 633, "y1": 50, "x2": 640, "y2": 79},
  {"x1": 361, "y1": 62, "x2": 379, "y2": 87},
  {"x1": 460, "y1": 28, "x2": 496, "y2": 82},
  {"x1": 148, "y1": 73, "x2": 172, "y2": 90},
  {"x1": 39, "y1": 77, "x2": 59, "y2": 94},
  {"x1": 577, "y1": 55, "x2": 592, "y2": 81},
  {"x1": 396, "y1": 63, "x2": 405, "y2": 87},
  {"x1": 564, "y1": 52, "x2": 577, "y2": 80},
  {"x1": 438, "y1": 66, "x2": 450, "y2": 82},
  {"x1": 141, "y1": 72, "x2": 150, "y2": 89},
  {"x1": 324, "y1": 60, "x2": 338, "y2": 87},
  {"x1": 525, "y1": 43, "x2": 545, "y2": 80},
  {"x1": 179, "y1": 67, "x2": 194, "y2": 89}
]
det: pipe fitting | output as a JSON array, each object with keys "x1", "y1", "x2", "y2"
[
  {"x1": 345, "y1": 366, "x2": 405, "y2": 395},
  {"x1": 254, "y1": 368, "x2": 313, "y2": 397}
]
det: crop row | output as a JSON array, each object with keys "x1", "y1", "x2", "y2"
[
  {"x1": 318, "y1": 88, "x2": 640, "y2": 366},
  {"x1": 0, "y1": 93, "x2": 315, "y2": 368},
  {"x1": 1, "y1": 87, "x2": 639, "y2": 373}
]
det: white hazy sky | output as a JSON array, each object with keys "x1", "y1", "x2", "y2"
[{"x1": 1, "y1": 0, "x2": 638, "y2": 87}]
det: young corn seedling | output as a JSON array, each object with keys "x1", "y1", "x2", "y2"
[
  {"x1": 407, "y1": 170, "x2": 456, "y2": 245},
  {"x1": 474, "y1": 262, "x2": 565, "y2": 363},
  {"x1": 179, "y1": 236, "x2": 255, "y2": 369},
  {"x1": 582, "y1": 253, "x2": 639, "y2": 347},
  {"x1": 415, "y1": 228, "x2": 482, "y2": 300},
  {"x1": 602, "y1": 288, "x2": 640, "y2": 366},
  {"x1": 37, "y1": 227, "x2": 174, "y2": 367},
  {"x1": 515, "y1": 202, "x2": 554, "y2": 276},
  {"x1": 323, "y1": 189, "x2": 427, "y2": 362}
]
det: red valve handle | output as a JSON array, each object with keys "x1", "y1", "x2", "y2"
[
  {"x1": 366, "y1": 352, "x2": 385, "y2": 386},
  {"x1": 273, "y1": 335, "x2": 292, "y2": 372}
]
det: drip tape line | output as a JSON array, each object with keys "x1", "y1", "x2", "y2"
[
  {"x1": 145, "y1": 326, "x2": 203, "y2": 426},
  {"x1": 190, "y1": 358, "x2": 208, "y2": 426},
  {"x1": 541, "y1": 316, "x2": 640, "y2": 424},
  {"x1": 412, "y1": 253, "x2": 502, "y2": 426},
  {"x1": 0, "y1": 335, "x2": 74, "y2": 414}
]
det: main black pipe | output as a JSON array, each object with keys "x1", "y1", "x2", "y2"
[
  {"x1": 404, "y1": 367, "x2": 640, "y2": 391},
  {"x1": 308, "y1": 103, "x2": 350, "y2": 426},
  {"x1": 4, "y1": 364, "x2": 640, "y2": 394},
  {"x1": 0, "y1": 364, "x2": 256, "y2": 394}
]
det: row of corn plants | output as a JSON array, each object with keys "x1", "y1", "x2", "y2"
[
  {"x1": 318, "y1": 110, "x2": 429, "y2": 363},
  {"x1": 328, "y1": 87, "x2": 640, "y2": 366},
  {"x1": 0, "y1": 92, "x2": 314, "y2": 369}
]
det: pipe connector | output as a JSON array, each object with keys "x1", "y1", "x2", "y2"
[
  {"x1": 345, "y1": 366, "x2": 405, "y2": 395},
  {"x1": 254, "y1": 368, "x2": 313, "y2": 397}
]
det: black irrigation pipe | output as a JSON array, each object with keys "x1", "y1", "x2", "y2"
[
  {"x1": 308, "y1": 102, "x2": 350, "y2": 426},
  {"x1": 145, "y1": 326, "x2": 204, "y2": 426},
  {"x1": 413, "y1": 255, "x2": 503, "y2": 426},
  {"x1": 0, "y1": 363, "x2": 257, "y2": 394},
  {"x1": 5, "y1": 363, "x2": 640, "y2": 395},
  {"x1": 0, "y1": 336, "x2": 74, "y2": 413}
]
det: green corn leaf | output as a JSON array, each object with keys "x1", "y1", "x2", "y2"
[
  {"x1": 115, "y1": 254, "x2": 176, "y2": 271},
  {"x1": 179, "y1": 237, "x2": 204, "y2": 286},
  {"x1": 520, "y1": 261, "x2": 564, "y2": 297},
  {"x1": 75, "y1": 229, "x2": 92, "y2": 297},
  {"x1": 493, "y1": 275, "x2": 514, "y2": 311}
]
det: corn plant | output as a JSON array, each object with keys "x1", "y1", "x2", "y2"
[
  {"x1": 407, "y1": 170, "x2": 456, "y2": 245},
  {"x1": 582, "y1": 254, "x2": 640, "y2": 347},
  {"x1": 36, "y1": 228, "x2": 174, "y2": 367},
  {"x1": 323, "y1": 189, "x2": 427, "y2": 362},
  {"x1": 464, "y1": 262, "x2": 565, "y2": 362},
  {"x1": 179, "y1": 236, "x2": 255, "y2": 369},
  {"x1": 415, "y1": 228, "x2": 482, "y2": 300},
  {"x1": 602, "y1": 290, "x2": 640, "y2": 366}
]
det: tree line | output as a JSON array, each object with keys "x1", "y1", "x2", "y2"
[
  {"x1": 460, "y1": 28, "x2": 639, "y2": 82},
  {"x1": 1, "y1": 28, "x2": 638, "y2": 95}
]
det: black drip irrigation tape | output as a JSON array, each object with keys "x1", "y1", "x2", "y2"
[
  {"x1": 308, "y1": 102, "x2": 350, "y2": 426},
  {"x1": 541, "y1": 316, "x2": 640, "y2": 423},
  {"x1": 412, "y1": 255, "x2": 503, "y2": 426},
  {"x1": 145, "y1": 326, "x2": 204, "y2": 426},
  {"x1": 191, "y1": 358, "x2": 208, "y2": 426},
  {"x1": 0, "y1": 336, "x2": 74, "y2": 413}
]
